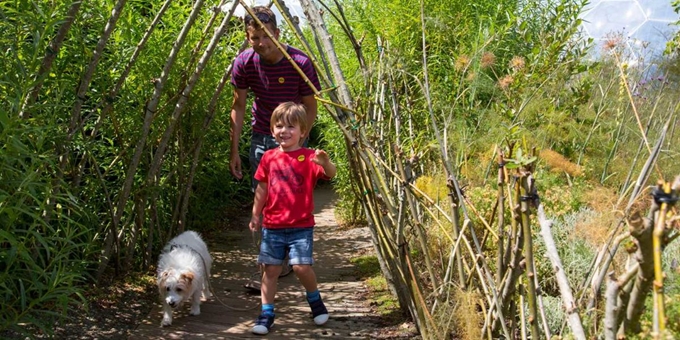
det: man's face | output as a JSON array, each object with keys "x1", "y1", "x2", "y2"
[{"x1": 246, "y1": 24, "x2": 280, "y2": 62}]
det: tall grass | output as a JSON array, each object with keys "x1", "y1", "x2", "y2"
[
  {"x1": 314, "y1": 0, "x2": 680, "y2": 337},
  {"x1": 0, "y1": 119, "x2": 94, "y2": 337},
  {"x1": 0, "y1": 0, "x2": 241, "y2": 335}
]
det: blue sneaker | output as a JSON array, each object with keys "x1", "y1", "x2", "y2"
[
  {"x1": 251, "y1": 313, "x2": 275, "y2": 335},
  {"x1": 309, "y1": 299, "x2": 329, "y2": 325}
]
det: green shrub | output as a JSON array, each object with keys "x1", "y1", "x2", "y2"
[
  {"x1": 0, "y1": 121, "x2": 95, "y2": 337},
  {"x1": 534, "y1": 208, "x2": 597, "y2": 297}
]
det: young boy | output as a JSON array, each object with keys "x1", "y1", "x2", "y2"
[{"x1": 249, "y1": 102, "x2": 336, "y2": 335}]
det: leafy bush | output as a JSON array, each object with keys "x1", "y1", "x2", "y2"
[
  {"x1": 534, "y1": 208, "x2": 598, "y2": 296},
  {"x1": 0, "y1": 121, "x2": 95, "y2": 337}
]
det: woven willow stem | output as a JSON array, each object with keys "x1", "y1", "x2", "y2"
[
  {"x1": 19, "y1": 1, "x2": 83, "y2": 119},
  {"x1": 537, "y1": 203, "x2": 586, "y2": 339},
  {"x1": 651, "y1": 179, "x2": 675, "y2": 334},
  {"x1": 105, "y1": 0, "x2": 205, "y2": 281},
  {"x1": 519, "y1": 173, "x2": 540, "y2": 339}
]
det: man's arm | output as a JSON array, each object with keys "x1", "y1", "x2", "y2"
[
  {"x1": 230, "y1": 88, "x2": 248, "y2": 179},
  {"x1": 301, "y1": 94, "x2": 317, "y2": 128}
]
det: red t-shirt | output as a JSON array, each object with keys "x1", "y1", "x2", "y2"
[{"x1": 254, "y1": 148, "x2": 330, "y2": 229}]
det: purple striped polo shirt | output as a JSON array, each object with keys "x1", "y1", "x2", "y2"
[{"x1": 231, "y1": 46, "x2": 320, "y2": 135}]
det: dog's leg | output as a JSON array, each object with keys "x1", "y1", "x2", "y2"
[
  {"x1": 190, "y1": 288, "x2": 202, "y2": 316},
  {"x1": 202, "y1": 282, "x2": 212, "y2": 299},
  {"x1": 203, "y1": 270, "x2": 212, "y2": 299},
  {"x1": 161, "y1": 302, "x2": 173, "y2": 326},
  {"x1": 203, "y1": 252, "x2": 213, "y2": 299}
]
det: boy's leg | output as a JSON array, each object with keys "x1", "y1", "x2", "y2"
[
  {"x1": 293, "y1": 265, "x2": 329, "y2": 325},
  {"x1": 261, "y1": 264, "x2": 283, "y2": 305},
  {"x1": 288, "y1": 228, "x2": 329, "y2": 326},
  {"x1": 252, "y1": 265, "x2": 282, "y2": 335},
  {"x1": 293, "y1": 264, "x2": 318, "y2": 292},
  {"x1": 252, "y1": 228, "x2": 286, "y2": 335}
]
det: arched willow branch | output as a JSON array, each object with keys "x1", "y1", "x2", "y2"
[
  {"x1": 102, "y1": 0, "x2": 206, "y2": 280},
  {"x1": 19, "y1": 1, "x2": 83, "y2": 119}
]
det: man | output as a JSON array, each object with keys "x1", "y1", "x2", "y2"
[{"x1": 230, "y1": 5, "x2": 321, "y2": 190}]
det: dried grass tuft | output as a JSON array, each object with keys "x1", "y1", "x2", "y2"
[
  {"x1": 539, "y1": 149, "x2": 583, "y2": 177},
  {"x1": 572, "y1": 186, "x2": 619, "y2": 247},
  {"x1": 452, "y1": 287, "x2": 484, "y2": 340}
]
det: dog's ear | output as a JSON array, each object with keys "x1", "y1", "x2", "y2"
[{"x1": 180, "y1": 271, "x2": 195, "y2": 285}]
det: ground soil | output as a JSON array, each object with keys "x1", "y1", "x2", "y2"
[{"x1": 6, "y1": 187, "x2": 419, "y2": 339}]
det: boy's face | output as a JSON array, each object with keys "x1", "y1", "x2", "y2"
[
  {"x1": 272, "y1": 120, "x2": 305, "y2": 152},
  {"x1": 246, "y1": 24, "x2": 280, "y2": 63}
]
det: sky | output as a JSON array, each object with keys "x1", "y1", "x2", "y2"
[
  {"x1": 221, "y1": 0, "x2": 306, "y2": 27},
  {"x1": 580, "y1": 0, "x2": 678, "y2": 62}
]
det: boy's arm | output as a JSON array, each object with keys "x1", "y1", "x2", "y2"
[
  {"x1": 321, "y1": 159, "x2": 336, "y2": 178},
  {"x1": 249, "y1": 181, "x2": 268, "y2": 232}
]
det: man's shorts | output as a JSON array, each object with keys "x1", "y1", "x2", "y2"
[
  {"x1": 249, "y1": 132, "x2": 279, "y2": 192},
  {"x1": 258, "y1": 227, "x2": 314, "y2": 266}
]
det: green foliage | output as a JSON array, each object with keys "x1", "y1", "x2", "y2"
[
  {"x1": 0, "y1": 0, "x2": 246, "y2": 334},
  {"x1": 534, "y1": 208, "x2": 597, "y2": 296},
  {"x1": 0, "y1": 119, "x2": 94, "y2": 336},
  {"x1": 1, "y1": 0, "x2": 679, "y2": 337},
  {"x1": 350, "y1": 255, "x2": 382, "y2": 279},
  {"x1": 662, "y1": 240, "x2": 680, "y2": 336},
  {"x1": 350, "y1": 255, "x2": 399, "y2": 315},
  {"x1": 539, "y1": 295, "x2": 566, "y2": 335}
]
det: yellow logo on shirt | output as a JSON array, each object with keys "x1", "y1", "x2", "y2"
[
  {"x1": 297, "y1": 155, "x2": 305, "y2": 162},
  {"x1": 278, "y1": 77, "x2": 285, "y2": 84}
]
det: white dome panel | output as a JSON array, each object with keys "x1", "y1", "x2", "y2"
[
  {"x1": 579, "y1": 0, "x2": 678, "y2": 64},
  {"x1": 637, "y1": 0, "x2": 677, "y2": 21},
  {"x1": 582, "y1": 1, "x2": 647, "y2": 38}
]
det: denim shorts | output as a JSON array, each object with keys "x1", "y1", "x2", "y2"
[{"x1": 258, "y1": 227, "x2": 314, "y2": 265}]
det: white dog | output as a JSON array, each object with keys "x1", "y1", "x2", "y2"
[{"x1": 157, "y1": 230, "x2": 212, "y2": 327}]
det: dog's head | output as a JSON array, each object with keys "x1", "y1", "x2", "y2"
[{"x1": 158, "y1": 269, "x2": 195, "y2": 308}]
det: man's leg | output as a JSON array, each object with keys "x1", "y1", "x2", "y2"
[{"x1": 249, "y1": 133, "x2": 279, "y2": 192}]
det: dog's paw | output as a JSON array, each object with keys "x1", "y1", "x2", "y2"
[
  {"x1": 161, "y1": 317, "x2": 172, "y2": 327},
  {"x1": 189, "y1": 307, "x2": 201, "y2": 316}
]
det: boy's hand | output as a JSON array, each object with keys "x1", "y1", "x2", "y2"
[
  {"x1": 249, "y1": 215, "x2": 261, "y2": 232},
  {"x1": 311, "y1": 149, "x2": 337, "y2": 178},
  {"x1": 311, "y1": 149, "x2": 330, "y2": 166}
]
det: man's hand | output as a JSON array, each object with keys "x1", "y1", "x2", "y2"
[{"x1": 230, "y1": 152, "x2": 243, "y2": 179}]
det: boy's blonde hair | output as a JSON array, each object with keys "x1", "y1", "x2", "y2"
[{"x1": 270, "y1": 102, "x2": 309, "y2": 137}]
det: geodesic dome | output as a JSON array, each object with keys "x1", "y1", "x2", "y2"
[
  {"x1": 222, "y1": 0, "x2": 305, "y2": 25},
  {"x1": 581, "y1": 0, "x2": 678, "y2": 62}
]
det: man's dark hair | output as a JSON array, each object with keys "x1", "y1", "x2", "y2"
[{"x1": 244, "y1": 6, "x2": 277, "y2": 30}]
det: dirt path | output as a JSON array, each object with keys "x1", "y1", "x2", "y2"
[{"x1": 129, "y1": 188, "x2": 409, "y2": 339}]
